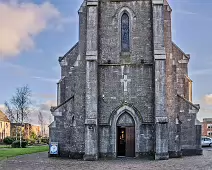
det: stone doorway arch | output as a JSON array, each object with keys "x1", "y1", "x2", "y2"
[
  {"x1": 117, "y1": 112, "x2": 135, "y2": 157},
  {"x1": 109, "y1": 105, "x2": 142, "y2": 158}
]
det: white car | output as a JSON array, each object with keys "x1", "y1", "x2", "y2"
[{"x1": 201, "y1": 136, "x2": 212, "y2": 147}]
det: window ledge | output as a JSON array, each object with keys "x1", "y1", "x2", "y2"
[{"x1": 120, "y1": 52, "x2": 131, "y2": 56}]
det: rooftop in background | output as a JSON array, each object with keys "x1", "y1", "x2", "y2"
[{"x1": 0, "y1": 110, "x2": 10, "y2": 122}]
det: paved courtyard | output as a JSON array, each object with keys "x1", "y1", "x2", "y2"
[{"x1": 0, "y1": 148, "x2": 212, "y2": 170}]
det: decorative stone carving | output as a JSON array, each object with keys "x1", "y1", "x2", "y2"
[{"x1": 117, "y1": 112, "x2": 135, "y2": 126}]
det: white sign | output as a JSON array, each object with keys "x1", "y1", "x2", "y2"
[{"x1": 50, "y1": 142, "x2": 58, "y2": 155}]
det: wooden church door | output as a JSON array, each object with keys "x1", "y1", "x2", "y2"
[
  {"x1": 117, "y1": 126, "x2": 135, "y2": 157},
  {"x1": 117, "y1": 112, "x2": 135, "y2": 157},
  {"x1": 126, "y1": 127, "x2": 135, "y2": 157}
]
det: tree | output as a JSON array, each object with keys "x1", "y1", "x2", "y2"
[
  {"x1": 38, "y1": 111, "x2": 44, "y2": 137},
  {"x1": 4, "y1": 85, "x2": 31, "y2": 147},
  {"x1": 30, "y1": 131, "x2": 38, "y2": 140}
]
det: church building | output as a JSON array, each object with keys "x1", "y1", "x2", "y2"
[{"x1": 49, "y1": 0, "x2": 202, "y2": 160}]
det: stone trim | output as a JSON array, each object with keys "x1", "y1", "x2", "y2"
[
  {"x1": 178, "y1": 59, "x2": 189, "y2": 64},
  {"x1": 52, "y1": 111, "x2": 62, "y2": 117},
  {"x1": 87, "y1": 0, "x2": 98, "y2": 6},
  {"x1": 50, "y1": 95, "x2": 74, "y2": 112},
  {"x1": 113, "y1": 6, "x2": 136, "y2": 19},
  {"x1": 177, "y1": 94, "x2": 200, "y2": 110},
  {"x1": 78, "y1": 0, "x2": 86, "y2": 13},
  {"x1": 155, "y1": 117, "x2": 168, "y2": 123},
  {"x1": 86, "y1": 51, "x2": 97, "y2": 56},
  {"x1": 154, "y1": 54, "x2": 166, "y2": 60},
  {"x1": 49, "y1": 121, "x2": 56, "y2": 128},
  {"x1": 57, "y1": 76, "x2": 65, "y2": 84},
  {"x1": 59, "y1": 58, "x2": 68, "y2": 66},
  {"x1": 152, "y1": 0, "x2": 164, "y2": 5},
  {"x1": 109, "y1": 104, "x2": 143, "y2": 125},
  {"x1": 154, "y1": 49, "x2": 166, "y2": 55},
  {"x1": 84, "y1": 2, "x2": 99, "y2": 160},
  {"x1": 116, "y1": 6, "x2": 135, "y2": 54},
  {"x1": 86, "y1": 55, "x2": 98, "y2": 61},
  {"x1": 85, "y1": 119, "x2": 97, "y2": 125},
  {"x1": 110, "y1": 105, "x2": 142, "y2": 156}
]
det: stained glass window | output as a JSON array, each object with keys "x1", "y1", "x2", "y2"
[{"x1": 121, "y1": 13, "x2": 130, "y2": 52}]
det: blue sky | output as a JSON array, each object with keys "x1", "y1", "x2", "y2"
[{"x1": 0, "y1": 0, "x2": 211, "y2": 123}]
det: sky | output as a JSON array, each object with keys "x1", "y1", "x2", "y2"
[{"x1": 0, "y1": 0, "x2": 211, "y2": 125}]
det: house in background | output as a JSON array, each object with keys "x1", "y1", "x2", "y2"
[
  {"x1": 202, "y1": 118, "x2": 212, "y2": 137},
  {"x1": 11, "y1": 123, "x2": 41, "y2": 139},
  {"x1": 0, "y1": 110, "x2": 11, "y2": 142}
]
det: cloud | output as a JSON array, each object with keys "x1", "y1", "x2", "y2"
[
  {"x1": 0, "y1": 104, "x2": 6, "y2": 113},
  {"x1": 204, "y1": 94, "x2": 212, "y2": 105},
  {"x1": 173, "y1": 9, "x2": 212, "y2": 21},
  {"x1": 197, "y1": 107, "x2": 212, "y2": 122},
  {"x1": 174, "y1": 10, "x2": 196, "y2": 15},
  {"x1": 0, "y1": 1, "x2": 62, "y2": 58},
  {"x1": 38, "y1": 100, "x2": 57, "y2": 112},
  {"x1": 195, "y1": 95, "x2": 212, "y2": 121},
  {"x1": 31, "y1": 76, "x2": 58, "y2": 83},
  {"x1": 32, "y1": 93, "x2": 56, "y2": 100},
  {"x1": 189, "y1": 68, "x2": 212, "y2": 76},
  {"x1": 28, "y1": 100, "x2": 56, "y2": 125},
  {"x1": 0, "y1": 61, "x2": 46, "y2": 79}
]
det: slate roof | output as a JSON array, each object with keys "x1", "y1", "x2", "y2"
[{"x1": 0, "y1": 110, "x2": 10, "y2": 122}]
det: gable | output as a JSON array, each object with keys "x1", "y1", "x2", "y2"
[
  {"x1": 59, "y1": 42, "x2": 79, "y2": 67},
  {"x1": 0, "y1": 110, "x2": 10, "y2": 122}
]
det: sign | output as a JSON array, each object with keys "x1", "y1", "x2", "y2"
[{"x1": 50, "y1": 142, "x2": 58, "y2": 155}]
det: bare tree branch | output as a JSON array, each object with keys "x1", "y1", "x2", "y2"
[{"x1": 4, "y1": 85, "x2": 32, "y2": 147}]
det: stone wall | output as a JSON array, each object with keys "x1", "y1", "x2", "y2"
[
  {"x1": 99, "y1": 65, "x2": 154, "y2": 124},
  {"x1": 98, "y1": 1, "x2": 154, "y2": 120},
  {"x1": 163, "y1": 2, "x2": 181, "y2": 157},
  {"x1": 99, "y1": 0, "x2": 153, "y2": 64},
  {"x1": 172, "y1": 42, "x2": 201, "y2": 155},
  {"x1": 49, "y1": 2, "x2": 87, "y2": 159},
  {"x1": 49, "y1": 0, "x2": 202, "y2": 160},
  {"x1": 98, "y1": 0, "x2": 154, "y2": 157}
]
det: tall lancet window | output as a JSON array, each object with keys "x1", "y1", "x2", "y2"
[{"x1": 121, "y1": 13, "x2": 130, "y2": 52}]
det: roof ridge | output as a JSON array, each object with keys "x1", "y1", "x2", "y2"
[
  {"x1": 0, "y1": 110, "x2": 10, "y2": 122},
  {"x1": 172, "y1": 42, "x2": 190, "y2": 59},
  {"x1": 59, "y1": 42, "x2": 79, "y2": 62}
]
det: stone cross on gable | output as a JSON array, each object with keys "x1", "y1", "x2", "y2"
[{"x1": 121, "y1": 75, "x2": 131, "y2": 92}]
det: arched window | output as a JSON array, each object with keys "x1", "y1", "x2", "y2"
[{"x1": 121, "y1": 13, "x2": 130, "y2": 52}]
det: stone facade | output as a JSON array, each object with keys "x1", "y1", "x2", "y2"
[
  {"x1": 202, "y1": 118, "x2": 212, "y2": 137},
  {"x1": 49, "y1": 0, "x2": 202, "y2": 160},
  {"x1": 0, "y1": 110, "x2": 10, "y2": 142}
]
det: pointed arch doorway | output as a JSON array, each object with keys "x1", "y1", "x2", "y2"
[{"x1": 117, "y1": 112, "x2": 135, "y2": 157}]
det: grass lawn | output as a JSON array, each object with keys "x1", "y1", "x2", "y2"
[
  {"x1": 0, "y1": 145, "x2": 11, "y2": 148},
  {"x1": 0, "y1": 145, "x2": 48, "y2": 160}
]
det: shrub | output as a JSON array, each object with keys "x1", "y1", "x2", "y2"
[
  {"x1": 27, "y1": 139, "x2": 36, "y2": 145},
  {"x1": 11, "y1": 140, "x2": 28, "y2": 148},
  {"x1": 3, "y1": 137, "x2": 15, "y2": 145},
  {"x1": 41, "y1": 138, "x2": 49, "y2": 144}
]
